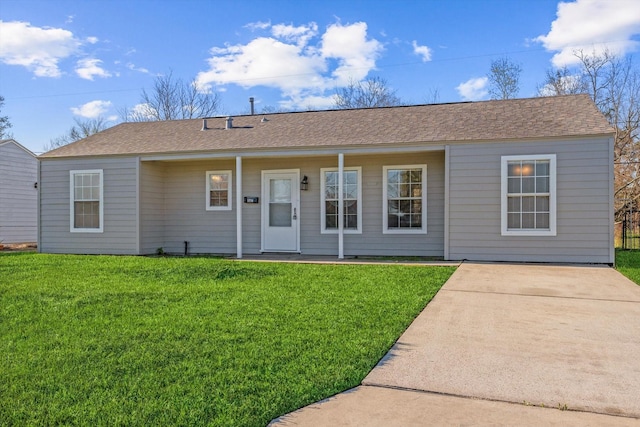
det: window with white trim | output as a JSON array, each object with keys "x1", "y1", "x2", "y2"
[
  {"x1": 501, "y1": 154, "x2": 556, "y2": 236},
  {"x1": 383, "y1": 165, "x2": 427, "y2": 234},
  {"x1": 206, "y1": 170, "x2": 232, "y2": 211},
  {"x1": 320, "y1": 167, "x2": 362, "y2": 233},
  {"x1": 70, "y1": 169, "x2": 103, "y2": 232}
]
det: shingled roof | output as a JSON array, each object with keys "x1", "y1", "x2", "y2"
[{"x1": 40, "y1": 94, "x2": 613, "y2": 159}]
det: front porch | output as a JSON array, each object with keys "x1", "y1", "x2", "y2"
[{"x1": 139, "y1": 148, "x2": 447, "y2": 259}]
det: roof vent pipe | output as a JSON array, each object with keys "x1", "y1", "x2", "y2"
[
  {"x1": 201, "y1": 119, "x2": 208, "y2": 131},
  {"x1": 225, "y1": 116, "x2": 233, "y2": 129},
  {"x1": 249, "y1": 97, "x2": 255, "y2": 115}
]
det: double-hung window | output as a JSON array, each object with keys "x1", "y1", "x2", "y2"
[
  {"x1": 206, "y1": 170, "x2": 232, "y2": 211},
  {"x1": 320, "y1": 167, "x2": 362, "y2": 233},
  {"x1": 70, "y1": 169, "x2": 103, "y2": 232},
  {"x1": 501, "y1": 154, "x2": 556, "y2": 236},
  {"x1": 383, "y1": 165, "x2": 427, "y2": 234}
]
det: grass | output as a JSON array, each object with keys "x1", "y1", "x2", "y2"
[
  {"x1": 0, "y1": 253, "x2": 455, "y2": 426},
  {"x1": 615, "y1": 249, "x2": 640, "y2": 285}
]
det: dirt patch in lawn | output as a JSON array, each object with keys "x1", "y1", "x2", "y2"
[{"x1": 0, "y1": 242, "x2": 37, "y2": 252}]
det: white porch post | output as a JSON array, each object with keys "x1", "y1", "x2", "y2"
[
  {"x1": 338, "y1": 153, "x2": 344, "y2": 259},
  {"x1": 236, "y1": 156, "x2": 243, "y2": 259},
  {"x1": 444, "y1": 145, "x2": 450, "y2": 261}
]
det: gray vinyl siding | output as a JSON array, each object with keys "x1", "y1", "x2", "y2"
[
  {"x1": 0, "y1": 142, "x2": 38, "y2": 243},
  {"x1": 140, "y1": 161, "x2": 166, "y2": 254},
  {"x1": 39, "y1": 157, "x2": 138, "y2": 254},
  {"x1": 141, "y1": 151, "x2": 445, "y2": 257},
  {"x1": 161, "y1": 160, "x2": 237, "y2": 254},
  {"x1": 447, "y1": 137, "x2": 612, "y2": 263},
  {"x1": 301, "y1": 152, "x2": 445, "y2": 257}
]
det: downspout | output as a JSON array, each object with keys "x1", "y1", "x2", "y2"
[
  {"x1": 338, "y1": 153, "x2": 344, "y2": 259},
  {"x1": 236, "y1": 156, "x2": 243, "y2": 259}
]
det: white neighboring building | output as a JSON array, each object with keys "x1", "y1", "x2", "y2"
[{"x1": 0, "y1": 139, "x2": 38, "y2": 243}]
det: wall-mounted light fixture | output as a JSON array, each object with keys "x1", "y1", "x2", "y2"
[
  {"x1": 34, "y1": 182, "x2": 38, "y2": 189},
  {"x1": 300, "y1": 175, "x2": 309, "y2": 191}
]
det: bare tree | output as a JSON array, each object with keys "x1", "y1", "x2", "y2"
[
  {"x1": 0, "y1": 95, "x2": 12, "y2": 139},
  {"x1": 536, "y1": 66, "x2": 588, "y2": 96},
  {"x1": 120, "y1": 71, "x2": 220, "y2": 122},
  {"x1": 487, "y1": 57, "x2": 522, "y2": 100},
  {"x1": 564, "y1": 49, "x2": 640, "y2": 219},
  {"x1": 574, "y1": 49, "x2": 614, "y2": 112},
  {"x1": 604, "y1": 57, "x2": 640, "y2": 219},
  {"x1": 423, "y1": 88, "x2": 441, "y2": 104},
  {"x1": 333, "y1": 76, "x2": 402, "y2": 109},
  {"x1": 259, "y1": 105, "x2": 290, "y2": 114},
  {"x1": 45, "y1": 117, "x2": 110, "y2": 151}
]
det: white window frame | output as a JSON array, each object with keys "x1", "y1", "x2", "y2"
[
  {"x1": 320, "y1": 167, "x2": 362, "y2": 234},
  {"x1": 206, "y1": 170, "x2": 232, "y2": 211},
  {"x1": 70, "y1": 169, "x2": 104, "y2": 233},
  {"x1": 382, "y1": 164, "x2": 427, "y2": 234},
  {"x1": 501, "y1": 154, "x2": 557, "y2": 236}
]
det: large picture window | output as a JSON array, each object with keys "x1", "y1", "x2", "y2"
[
  {"x1": 70, "y1": 169, "x2": 103, "y2": 232},
  {"x1": 383, "y1": 165, "x2": 427, "y2": 234},
  {"x1": 206, "y1": 170, "x2": 232, "y2": 211},
  {"x1": 320, "y1": 167, "x2": 362, "y2": 234},
  {"x1": 501, "y1": 154, "x2": 556, "y2": 236}
]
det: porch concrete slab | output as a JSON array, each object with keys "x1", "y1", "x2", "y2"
[
  {"x1": 363, "y1": 262, "x2": 640, "y2": 418},
  {"x1": 235, "y1": 254, "x2": 460, "y2": 267},
  {"x1": 270, "y1": 385, "x2": 640, "y2": 426}
]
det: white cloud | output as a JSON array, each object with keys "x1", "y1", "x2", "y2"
[
  {"x1": 456, "y1": 77, "x2": 488, "y2": 101},
  {"x1": 70, "y1": 100, "x2": 112, "y2": 118},
  {"x1": 535, "y1": 0, "x2": 640, "y2": 66},
  {"x1": 197, "y1": 37, "x2": 326, "y2": 94},
  {"x1": 321, "y1": 22, "x2": 383, "y2": 85},
  {"x1": 75, "y1": 58, "x2": 112, "y2": 80},
  {"x1": 412, "y1": 40, "x2": 432, "y2": 62},
  {"x1": 126, "y1": 62, "x2": 150, "y2": 74},
  {"x1": 196, "y1": 21, "x2": 383, "y2": 109},
  {"x1": 86, "y1": 36, "x2": 99, "y2": 44},
  {"x1": 0, "y1": 20, "x2": 82, "y2": 77},
  {"x1": 279, "y1": 94, "x2": 336, "y2": 111},
  {"x1": 127, "y1": 103, "x2": 157, "y2": 121},
  {"x1": 537, "y1": 74, "x2": 583, "y2": 96},
  {"x1": 272, "y1": 22, "x2": 318, "y2": 47},
  {"x1": 245, "y1": 20, "x2": 271, "y2": 31}
]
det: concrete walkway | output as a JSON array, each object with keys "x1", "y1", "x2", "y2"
[{"x1": 270, "y1": 262, "x2": 640, "y2": 426}]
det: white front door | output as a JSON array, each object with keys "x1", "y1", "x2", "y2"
[{"x1": 261, "y1": 170, "x2": 300, "y2": 252}]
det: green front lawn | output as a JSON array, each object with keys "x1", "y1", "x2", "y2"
[
  {"x1": 0, "y1": 253, "x2": 454, "y2": 426},
  {"x1": 616, "y1": 249, "x2": 640, "y2": 285}
]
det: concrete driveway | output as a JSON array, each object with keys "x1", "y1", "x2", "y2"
[{"x1": 271, "y1": 262, "x2": 640, "y2": 426}]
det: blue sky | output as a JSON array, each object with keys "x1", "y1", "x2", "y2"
[{"x1": 1, "y1": 0, "x2": 640, "y2": 154}]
